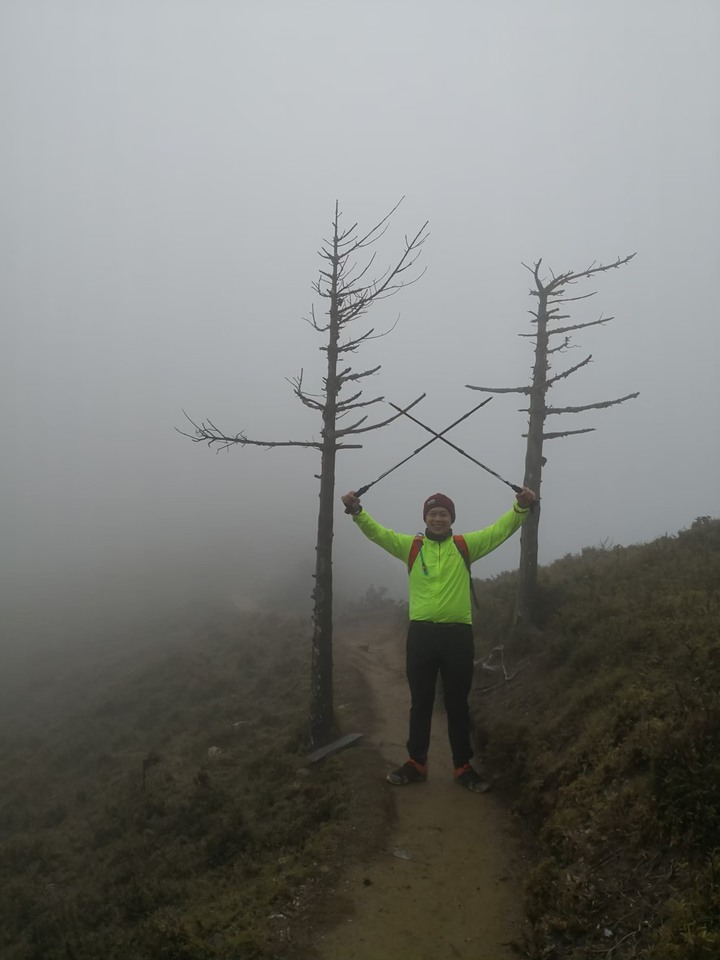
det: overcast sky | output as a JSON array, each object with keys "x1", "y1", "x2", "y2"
[{"x1": 3, "y1": 1, "x2": 719, "y2": 628}]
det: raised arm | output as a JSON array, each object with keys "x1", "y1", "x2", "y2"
[{"x1": 340, "y1": 491, "x2": 414, "y2": 563}]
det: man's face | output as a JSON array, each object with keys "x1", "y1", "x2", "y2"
[{"x1": 425, "y1": 507, "x2": 453, "y2": 536}]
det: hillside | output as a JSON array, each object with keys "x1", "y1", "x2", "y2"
[
  {"x1": 0, "y1": 601, "x2": 390, "y2": 960},
  {"x1": 469, "y1": 516, "x2": 720, "y2": 959},
  {"x1": 1, "y1": 516, "x2": 718, "y2": 960}
]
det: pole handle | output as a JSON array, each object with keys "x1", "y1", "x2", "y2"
[
  {"x1": 513, "y1": 485, "x2": 541, "y2": 509},
  {"x1": 343, "y1": 485, "x2": 369, "y2": 513}
]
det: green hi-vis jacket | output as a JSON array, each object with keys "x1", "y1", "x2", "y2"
[{"x1": 352, "y1": 504, "x2": 529, "y2": 625}]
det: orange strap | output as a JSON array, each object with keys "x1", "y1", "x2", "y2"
[
  {"x1": 407, "y1": 535, "x2": 470, "y2": 572},
  {"x1": 407, "y1": 534, "x2": 478, "y2": 608}
]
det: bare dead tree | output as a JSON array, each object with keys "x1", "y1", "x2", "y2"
[
  {"x1": 180, "y1": 200, "x2": 428, "y2": 746},
  {"x1": 467, "y1": 254, "x2": 638, "y2": 628}
]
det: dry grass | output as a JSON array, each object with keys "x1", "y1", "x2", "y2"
[
  {"x1": 470, "y1": 516, "x2": 720, "y2": 959},
  {"x1": 3, "y1": 516, "x2": 718, "y2": 959},
  {"x1": 0, "y1": 600, "x2": 390, "y2": 960}
]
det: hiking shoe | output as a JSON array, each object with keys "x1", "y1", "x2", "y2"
[
  {"x1": 454, "y1": 762, "x2": 491, "y2": 793},
  {"x1": 386, "y1": 759, "x2": 428, "y2": 785}
]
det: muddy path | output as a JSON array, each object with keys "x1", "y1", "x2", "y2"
[{"x1": 314, "y1": 614, "x2": 530, "y2": 960}]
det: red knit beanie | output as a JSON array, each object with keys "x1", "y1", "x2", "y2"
[{"x1": 423, "y1": 493, "x2": 456, "y2": 523}]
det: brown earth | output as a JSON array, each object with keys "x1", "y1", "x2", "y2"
[{"x1": 311, "y1": 613, "x2": 531, "y2": 960}]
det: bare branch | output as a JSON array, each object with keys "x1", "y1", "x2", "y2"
[
  {"x1": 339, "y1": 262, "x2": 428, "y2": 323},
  {"x1": 303, "y1": 303, "x2": 327, "y2": 332},
  {"x1": 177, "y1": 411, "x2": 322, "y2": 453},
  {"x1": 533, "y1": 428, "x2": 597, "y2": 439},
  {"x1": 287, "y1": 370, "x2": 322, "y2": 399},
  {"x1": 520, "y1": 258, "x2": 542, "y2": 280},
  {"x1": 287, "y1": 371, "x2": 325, "y2": 411},
  {"x1": 337, "y1": 396, "x2": 385, "y2": 414},
  {"x1": 337, "y1": 365, "x2": 381, "y2": 385},
  {"x1": 519, "y1": 315, "x2": 613, "y2": 339},
  {"x1": 545, "y1": 354, "x2": 592, "y2": 386},
  {"x1": 346, "y1": 196, "x2": 405, "y2": 251},
  {"x1": 561, "y1": 252, "x2": 636, "y2": 284},
  {"x1": 545, "y1": 392, "x2": 640, "y2": 414},
  {"x1": 317, "y1": 216, "x2": 426, "y2": 340},
  {"x1": 337, "y1": 316, "x2": 400, "y2": 352},
  {"x1": 548, "y1": 315, "x2": 613, "y2": 337},
  {"x1": 543, "y1": 253, "x2": 637, "y2": 292},
  {"x1": 466, "y1": 383, "x2": 532, "y2": 395},
  {"x1": 547, "y1": 336, "x2": 573, "y2": 355},
  {"x1": 549, "y1": 290, "x2": 598, "y2": 304},
  {"x1": 338, "y1": 390, "x2": 373, "y2": 409},
  {"x1": 336, "y1": 252, "x2": 379, "y2": 293},
  {"x1": 293, "y1": 391, "x2": 326, "y2": 412},
  {"x1": 343, "y1": 222, "x2": 428, "y2": 299},
  {"x1": 336, "y1": 328, "x2": 375, "y2": 352},
  {"x1": 335, "y1": 415, "x2": 369, "y2": 434},
  {"x1": 342, "y1": 392, "x2": 426, "y2": 435},
  {"x1": 316, "y1": 200, "x2": 405, "y2": 266}
]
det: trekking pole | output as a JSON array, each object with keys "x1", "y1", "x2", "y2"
[
  {"x1": 387, "y1": 400, "x2": 527, "y2": 496},
  {"x1": 344, "y1": 396, "x2": 493, "y2": 511}
]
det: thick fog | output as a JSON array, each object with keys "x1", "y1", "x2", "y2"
[{"x1": 3, "y1": 2, "x2": 719, "y2": 638}]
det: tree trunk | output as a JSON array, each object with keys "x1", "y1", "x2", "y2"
[
  {"x1": 309, "y1": 435, "x2": 337, "y2": 746},
  {"x1": 309, "y1": 236, "x2": 341, "y2": 748},
  {"x1": 515, "y1": 289, "x2": 548, "y2": 626},
  {"x1": 516, "y1": 502, "x2": 540, "y2": 626}
]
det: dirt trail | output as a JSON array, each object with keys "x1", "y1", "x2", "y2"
[{"x1": 314, "y1": 616, "x2": 530, "y2": 960}]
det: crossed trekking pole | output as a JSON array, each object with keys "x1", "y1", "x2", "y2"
[{"x1": 346, "y1": 397, "x2": 530, "y2": 510}]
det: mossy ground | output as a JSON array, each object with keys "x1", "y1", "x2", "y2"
[{"x1": 470, "y1": 517, "x2": 720, "y2": 959}]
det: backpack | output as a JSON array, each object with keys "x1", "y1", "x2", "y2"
[{"x1": 407, "y1": 534, "x2": 479, "y2": 608}]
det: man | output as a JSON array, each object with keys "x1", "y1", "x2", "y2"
[{"x1": 340, "y1": 487, "x2": 536, "y2": 793}]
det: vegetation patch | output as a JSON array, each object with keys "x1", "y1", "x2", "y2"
[
  {"x1": 0, "y1": 602, "x2": 389, "y2": 960},
  {"x1": 471, "y1": 517, "x2": 720, "y2": 959}
]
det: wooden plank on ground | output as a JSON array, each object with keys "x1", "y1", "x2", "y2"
[{"x1": 307, "y1": 732, "x2": 363, "y2": 764}]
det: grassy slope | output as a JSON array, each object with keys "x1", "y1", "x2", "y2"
[
  {"x1": 470, "y1": 516, "x2": 720, "y2": 960},
  {"x1": 0, "y1": 601, "x2": 389, "y2": 960},
  {"x1": 3, "y1": 517, "x2": 719, "y2": 960}
]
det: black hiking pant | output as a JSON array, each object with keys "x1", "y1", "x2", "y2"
[{"x1": 405, "y1": 620, "x2": 475, "y2": 769}]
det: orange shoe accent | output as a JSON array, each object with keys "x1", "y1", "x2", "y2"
[
  {"x1": 386, "y1": 758, "x2": 428, "y2": 785},
  {"x1": 408, "y1": 758, "x2": 428, "y2": 777}
]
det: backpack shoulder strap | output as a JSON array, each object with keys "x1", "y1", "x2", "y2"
[
  {"x1": 452, "y1": 535, "x2": 470, "y2": 571},
  {"x1": 408, "y1": 535, "x2": 425, "y2": 572}
]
